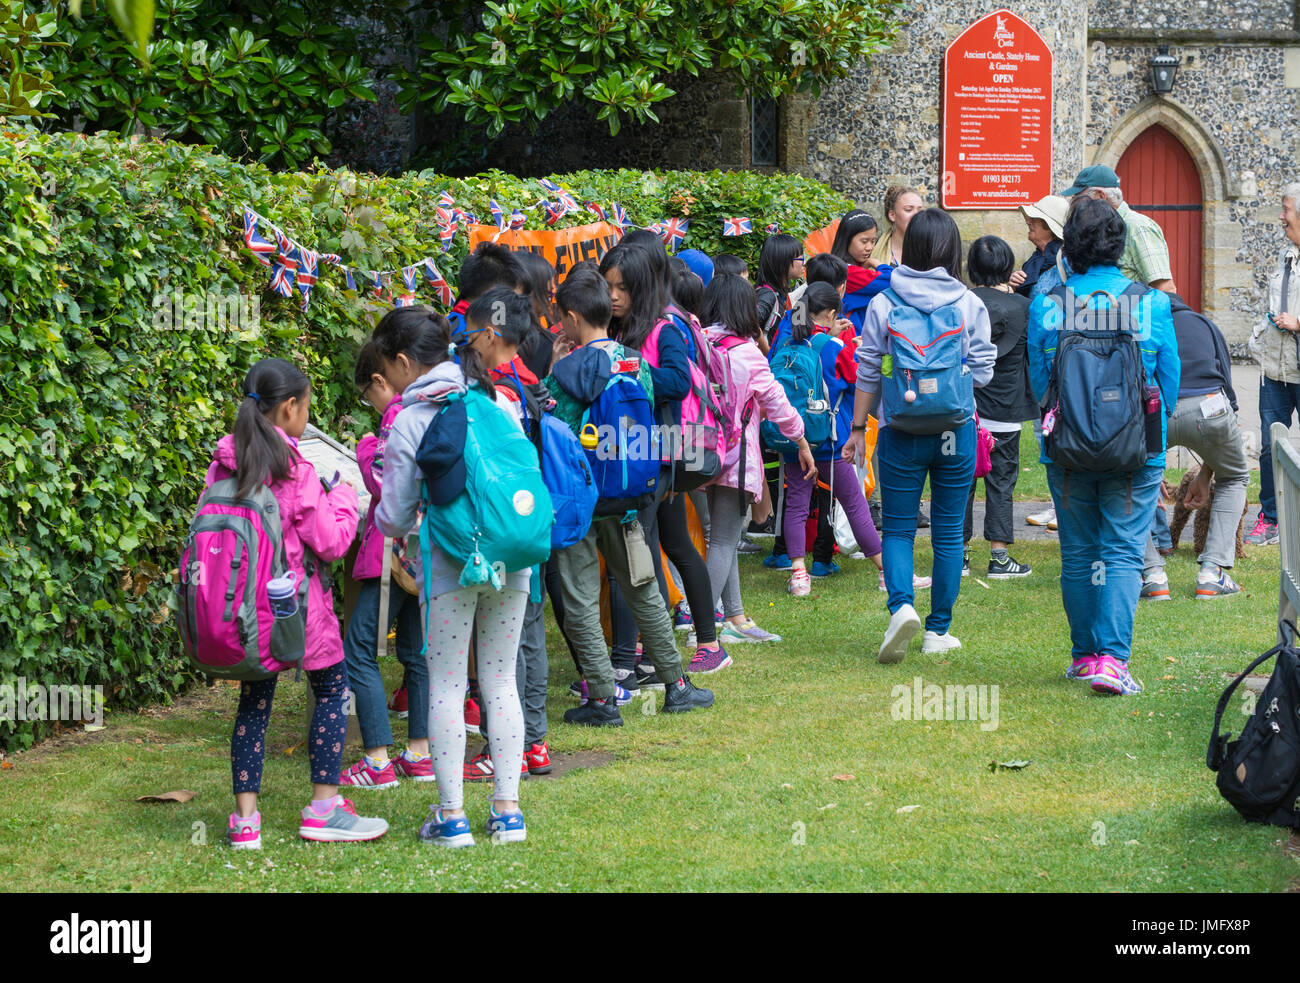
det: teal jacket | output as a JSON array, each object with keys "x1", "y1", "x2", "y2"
[{"x1": 1027, "y1": 266, "x2": 1180, "y2": 467}]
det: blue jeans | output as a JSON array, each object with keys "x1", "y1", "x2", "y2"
[
  {"x1": 1150, "y1": 501, "x2": 1172, "y2": 550},
  {"x1": 343, "y1": 577, "x2": 427, "y2": 749},
  {"x1": 1258, "y1": 377, "x2": 1300, "y2": 523},
  {"x1": 878, "y1": 420, "x2": 975, "y2": 633},
  {"x1": 1046, "y1": 464, "x2": 1163, "y2": 663}
]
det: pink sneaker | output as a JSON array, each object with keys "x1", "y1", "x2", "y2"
[
  {"x1": 1090, "y1": 654, "x2": 1143, "y2": 696},
  {"x1": 788, "y1": 568, "x2": 811, "y2": 596},
  {"x1": 392, "y1": 750, "x2": 435, "y2": 783},
  {"x1": 338, "y1": 755, "x2": 399, "y2": 790},
  {"x1": 1065, "y1": 654, "x2": 1099, "y2": 681},
  {"x1": 228, "y1": 811, "x2": 261, "y2": 850}
]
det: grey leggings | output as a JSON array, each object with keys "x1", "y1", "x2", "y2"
[{"x1": 705, "y1": 485, "x2": 748, "y2": 621}]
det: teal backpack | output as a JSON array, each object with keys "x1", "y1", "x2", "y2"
[
  {"x1": 761, "y1": 334, "x2": 834, "y2": 454},
  {"x1": 417, "y1": 386, "x2": 553, "y2": 596}
]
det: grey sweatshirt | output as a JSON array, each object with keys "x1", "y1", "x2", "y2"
[
  {"x1": 376, "y1": 362, "x2": 531, "y2": 599},
  {"x1": 855, "y1": 265, "x2": 997, "y2": 427}
]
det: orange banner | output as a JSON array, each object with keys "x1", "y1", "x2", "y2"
[
  {"x1": 804, "y1": 220, "x2": 839, "y2": 259},
  {"x1": 466, "y1": 221, "x2": 622, "y2": 282}
]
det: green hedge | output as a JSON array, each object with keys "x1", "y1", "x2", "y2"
[{"x1": 0, "y1": 127, "x2": 852, "y2": 750}]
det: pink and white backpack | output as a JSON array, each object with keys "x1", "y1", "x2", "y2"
[
  {"x1": 175, "y1": 478, "x2": 309, "y2": 680},
  {"x1": 641, "y1": 307, "x2": 730, "y2": 492}
]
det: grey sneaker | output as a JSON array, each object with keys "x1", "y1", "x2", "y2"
[
  {"x1": 1244, "y1": 515, "x2": 1279, "y2": 546},
  {"x1": 1196, "y1": 568, "x2": 1242, "y2": 599},
  {"x1": 298, "y1": 797, "x2": 389, "y2": 842}
]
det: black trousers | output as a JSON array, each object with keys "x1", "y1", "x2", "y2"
[
  {"x1": 964, "y1": 430, "x2": 1020, "y2": 546},
  {"x1": 643, "y1": 486, "x2": 717, "y2": 644}
]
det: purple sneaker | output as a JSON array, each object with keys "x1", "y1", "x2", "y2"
[
  {"x1": 720, "y1": 619, "x2": 782, "y2": 644},
  {"x1": 573, "y1": 680, "x2": 634, "y2": 706},
  {"x1": 1065, "y1": 654, "x2": 1099, "y2": 681},
  {"x1": 1090, "y1": 654, "x2": 1143, "y2": 696},
  {"x1": 687, "y1": 644, "x2": 733, "y2": 674}
]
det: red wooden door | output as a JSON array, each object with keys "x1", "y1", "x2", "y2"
[{"x1": 1116, "y1": 124, "x2": 1203, "y2": 309}]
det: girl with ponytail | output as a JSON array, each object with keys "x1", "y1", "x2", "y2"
[{"x1": 207, "y1": 358, "x2": 386, "y2": 849}]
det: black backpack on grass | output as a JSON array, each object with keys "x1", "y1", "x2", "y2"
[{"x1": 1206, "y1": 628, "x2": 1300, "y2": 829}]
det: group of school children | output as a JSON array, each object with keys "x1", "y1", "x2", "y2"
[{"x1": 208, "y1": 187, "x2": 1041, "y2": 850}]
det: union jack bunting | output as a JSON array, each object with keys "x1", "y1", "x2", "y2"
[
  {"x1": 242, "y1": 208, "x2": 275, "y2": 266},
  {"x1": 586, "y1": 201, "x2": 607, "y2": 222},
  {"x1": 343, "y1": 267, "x2": 357, "y2": 291},
  {"x1": 268, "y1": 262, "x2": 294, "y2": 297},
  {"x1": 431, "y1": 276, "x2": 454, "y2": 306},
  {"x1": 461, "y1": 213, "x2": 478, "y2": 227},
  {"x1": 423, "y1": 257, "x2": 444, "y2": 284},
  {"x1": 659, "y1": 218, "x2": 689, "y2": 251},
  {"x1": 276, "y1": 231, "x2": 301, "y2": 274},
  {"x1": 296, "y1": 248, "x2": 319, "y2": 309},
  {"x1": 489, "y1": 199, "x2": 505, "y2": 231},
  {"x1": 393, "y1": 294, "x2": 416, "y2": 308},
  {"x1": 438, "y1": 220, "x2": 457, "y2": 251},
  {"x1": 319, "y1": 252, "x2": 342, "y2": 265},
  {"x1": 401, "y1": 266, "x2": 419, "y2": 294},
  {"x1": 438, "y1": 191, "x2": 455, "y2": 207},
  {"x1": 612, "y1": 203, "x2": 631, "y2": 229},
  {"x1": 543, "y1": 201, "x2": 565, "y2": 225},
  {"x1": 539, "y1": 179, "x2": 580, "y2": 214},
  {"x1": 508, "y1": 209, "x2": 527, "y2": 230},
  {"x1": 765, "y1": 223, "x2": 780, "y2": 234},
  {"x1": 435, "y1": 205, "x2": 453, "y2": 226},
  {"x1": 722, "y1": 217, "x2": 753, "y2": 236}
]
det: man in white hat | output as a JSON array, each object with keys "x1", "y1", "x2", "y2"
[
  {"x1": 1013, "y1": 195, "x2": 1070, "y2": 530},
  {"x1": 1010, "y1": 195, "x2": 1068, "y2": 297}
]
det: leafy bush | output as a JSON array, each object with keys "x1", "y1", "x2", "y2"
[
  {"x1": 0, "y1": 127, "x2": 850, "y2": 750},
  {"x1": 31, "y1": 0, "x2": 376, "y2": 170}
]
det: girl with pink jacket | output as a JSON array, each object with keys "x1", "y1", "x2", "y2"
[
  {"x1": 700, "y1": 275, "x2": 816, "y2": 649},
  {"x1": 338, "y1": 340, "x2": 431, "y2": 791},
  {"x1": 207, "y1": 358, "x2": 386, "y2": 849}
]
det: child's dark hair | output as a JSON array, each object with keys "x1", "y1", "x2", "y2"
[
  {"x1": 598, "y1": 242, "x2": 664, "y2": 350},
  {"x1": 967, "y1": 235, "x2": 1015, "y2": 288},
  {"x1": 353, "y1": 338, "x2": 381, "y2": 391},
  {"x1": 619, "y1": 231, "x2": 673, "y2": 304},
  {"x1": 829, "y1": 209, "x2": 878, "y2": 264},
  {"x1": 554, "y1": 268, "x2": 612, "y2": 330},
  {"x1": 673, "y1": 269, "x2": 704, "y2": 317},
  {"x1": 517, "y1": 250, "x2": 559, "y2": 327},
  {"x1": 790, "y1": 282, "x2": 842, "y2": 344},
  {"x1": 467, "y1": 286, "x2": 534, "y2": 346},
  {"x1": 712, "y1": 253, "x2": 747, "y2": 277},
  {"x1": 805, "y1": 252, "x2": 848, "y2": 289},
  {"x1": 370, "y1": 305, "x2": 495, "y2": 396},
  {"x1": 902, "y1": 208, "x2": 963, "y2": 280},
  {"x1": 458, "y1": 242, "x2": 525, "y2": 303},
  {"x1": 233, "y1": 357, "x2": 310, "y2": 500},
  {"x1": 758, "y1": 233, "x2": 802, "y2": 294},
  {"x1": 701, "y1": 274, "x2": 761, "y2": 341},
  {"x1": 569, "y1": 258, "x2": 601, "y2": 278}
]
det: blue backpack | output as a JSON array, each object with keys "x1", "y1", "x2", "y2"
[
  {"x1": 417, "y1": 386, "x2": 553, "y2": 594},
  {"x1": 879, "y1": 288, "x2": 973, "y2": 434},
  {"x1": 580, "y1": 346, "x2": 659, "y2": 515},
  {"x1": 762, "y1": 334, "x2": 833, "y2": 454},
  {"x1": 538, "y1": 413, "x2": 598, "y2": 548}
]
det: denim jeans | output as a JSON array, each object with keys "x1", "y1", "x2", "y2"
[
  {"x1": 342, "y1": 577, "x2": 427, "y2": 749},
  {"x1": 1258, "y1": 377, "x2": 1300, "y2": 523},
  {"x1": 1047, "y1": 464, "x2": 1163, "y2": 663},
  {"x1": 878, "y1": 420, "x2": 975, "y2": 634}
]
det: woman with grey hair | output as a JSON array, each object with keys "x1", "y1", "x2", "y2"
[{"x1": 1245, "y1": 180, "x2": 1300, "y2": 545}]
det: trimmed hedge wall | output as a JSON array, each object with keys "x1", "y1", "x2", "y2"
[{"x1": 0, "y1": 127, "x2": 853, "y2": 750}]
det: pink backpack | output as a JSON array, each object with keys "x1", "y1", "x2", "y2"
[
  {"x1": 641, "y1": 308, "x2": 728, "y2": 492},
  {"x1": 175, "y1": 478, "x2": 309, "y2": 680}
]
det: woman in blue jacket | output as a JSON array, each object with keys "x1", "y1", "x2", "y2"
[{"x1": 1026, "y1": 197, "x2": 1180, "y2": 696}]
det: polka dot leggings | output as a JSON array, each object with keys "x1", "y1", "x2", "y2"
[
  {"x1": 230, "y1": 663, "x2": 349, "y2": 794},
  {"x1": 424, "y1": 586, "x2": 527, "y2": 810}
]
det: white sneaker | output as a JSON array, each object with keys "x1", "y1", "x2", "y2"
[
  {"x1": 878, "y1": 604, "x2": 922, "y2": 664},
  {"x1": 922, "y1": 631, "x2": 962, "y2": 654},
  {"x1": 1027, "y1": 508, "x2": 1055, "y2": 527}
]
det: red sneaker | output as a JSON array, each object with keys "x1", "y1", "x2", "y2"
[
  {"x1": 525, "y1": 741, "x2": 553, "y2": 775},
  {"x1": 463, "y1": 750, "x2": 529, "y2": 782},
  {"x1": 338, "y1": 755, "x2": 399, "y2": 790},
  {"x1": 464, "y1": 696, "x2": 481, "y2": 735},
  {"x1": 391, "y1": 750, "x2": 435, "y2": 782},
  {"x1": 388, "y1": 685, "x2": 409, "y2": 719}
]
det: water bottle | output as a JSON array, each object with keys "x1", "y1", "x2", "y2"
[{"x1": 267, "y1": 571, "x2": 298, "y2": 619}]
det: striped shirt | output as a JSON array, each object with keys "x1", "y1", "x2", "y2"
[{"x1": 1118, "y1": 201, "x2": 1173, "y2": 286}]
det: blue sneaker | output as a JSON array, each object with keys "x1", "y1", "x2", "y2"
[
  {"x1": 418, "y1": 806, "x2": 475, "y2": 848},
  {"x1": 810, "y1": 560, "x2": 840, "y2": 578},
  {"x1": 672, "y1": 602, "x2": 693, "y2": 631},
  {"x1": 763, "y1": 552, "x2": 792, "y2": 569},
  {"x1": 486, "y1": 802, "x2": 527, "y2": 843}
]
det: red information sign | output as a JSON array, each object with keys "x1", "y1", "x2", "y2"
[{"x1": 941, "y1": 9, "x2": 1053, "y2": 210}]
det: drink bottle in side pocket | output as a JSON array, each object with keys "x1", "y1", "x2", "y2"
[{"x1": 1143, "y1": 385, "x2": 1162, "y2": 457}]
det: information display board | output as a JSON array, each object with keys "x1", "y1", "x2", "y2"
[{"x1": 941, "y1": 9, "x2": 1053, "y2": 210}]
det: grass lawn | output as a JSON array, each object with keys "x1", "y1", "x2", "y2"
[{"x1": 2, "y1": 541, "x2": 1298, "y2": 892}]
